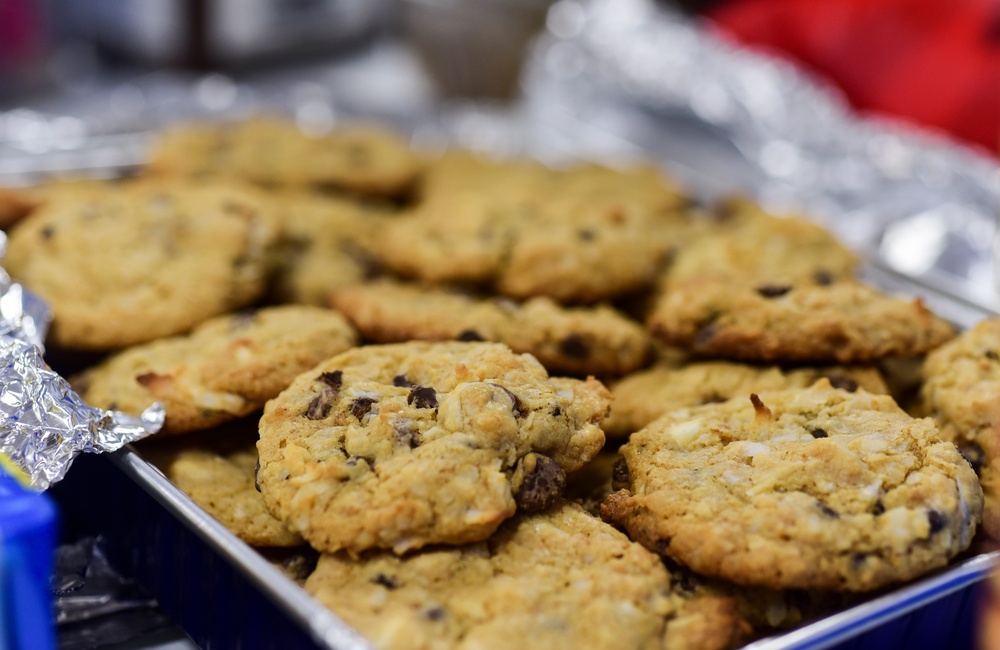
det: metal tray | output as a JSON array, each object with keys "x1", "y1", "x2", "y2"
[{"x1": 15, "y1": 108, "x2": 1000, "y2": 650}]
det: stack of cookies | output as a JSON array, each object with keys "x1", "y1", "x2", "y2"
[{"x1": 1, "y1": 115, "x2": 991, "y2": 650}]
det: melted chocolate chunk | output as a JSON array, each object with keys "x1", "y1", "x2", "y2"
[
  {"x1": 392, "y1": 374, "x2": 413, "y2": 387},
  {"x1": 959, "y1": 441, "x2": 985, "y2": 475},
  {"x1": 551, "y1": 406, "x2": 562, "y2": 417},
  {"x1": 559, "y1": 334, "x2": 590, "y2": 359},
  {"x1": 488, "y1": 383, "x2": 528, "y2": 418},
  {"x1": 513, "y1": 453, "x2": 566, "y2": 512},
  {"x1": 823, "y1": 374, "x2": 859, "y2": 392},
  {"x1": 457, "y1": 329, "x2": 485, "y2": 342},
  {"x1": 694, "y1": 322, "x2": 717, "y2": 348},
  {"x1": 756, "y1": 284, "x2": 792, "y2": 298},
  {"x1": 371, "y1": 573, "x2": 399, "y2": 590},
  {"x1": 927, "y1": 510, "x2": 946, "y2": 535},
  {"x1": 319, "y1": 370, "x2": 343, "y2": 389},
  {"x1": 424, "y1": 607, "x2": 446, "y2": 621},
  {"x1": 612, "y1": 457, "x2": 630, "y2": 490},
  {"x1": 393, "y1": 420, "x2": 422, "y2": 449},
  {"x1": 407, "y1": 386, "x2": 438, "y2": 409},
  {"x1": 871, "y1": 500, "x2": 885, "y2": 516},
  {"x1": 814, "y1": 270, "x2": 834, "y2": 286},
  {"x1": 655, "y1": 538, "x2": 673, "y2": 556},
  {"x1": 811, "y1": 428, "x2": 828, "y2": 439},
  {"x1": 986, "y1": 350, "x2": 1000, "y2": 361},
  {"x1": 700, "y1": 392, "x2": 726, "y2": 405},
  {"x1": 350, "y1": 396, "x2": 377, "y2": 420},
  {"x1": 305, "y1": 387, "x2": 337, "y2": 420},
  {"x1": 254, "y1": 459, "x2": 262, "y2": 493}
]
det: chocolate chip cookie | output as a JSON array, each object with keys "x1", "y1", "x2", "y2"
[
  {"x1": 256, "y1": 342, "x2": 609, "y2": 554},
  {"x1": 305, "y1": 500, "x2": 748, "y2": 650},
  {"x1": 604, "y1": 361, "x2": 889, "y2": 438},
  {"x1": 329, "y1": 280, "x2": 652, "y2": 376},
  {"x1": 921, "y1": 318, "x2": 1000, "y2": 538},
  {"x1": 74, "y1": 305, "x2": 358, "y2": 434},
  {"x1": 6, "y1": 181, "x2": 280, "y2": 350},
  {"x1": 649, "y1": 279, "x2": 955, "y2": 363},
  {"x1": 269, "y1": 192, "x2": 394, "y2": 305},
  {"x1": 601, "y1": 381, "x2": 982, "y2": 591}
]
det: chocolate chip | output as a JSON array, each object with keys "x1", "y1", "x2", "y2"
[
  {"x1": 319, "y1": 370, "x2": 343, "y2": 389},
  {"x1": 407, "y1": 386, "x2": 438, "y2": 409},
  {"x1": 254, "y1": 459, "x2": 262, "y2": 493},
  {"x1": 512, "y1": 453, "x2": 566, "y2": 512},
  {"x1": 350, "y1": 396, "x2": 377, "y2": 420},
  {"x1": 756, "y1": 284, "x2": 792, "y2": 298},
  {"x1": 305, "y1": 387, "x2": 337, "y2": 420},
  {"x1": 424, "y1": 606, "x2": 446, "y2": 621},
  {"x1": 814, "y1": 270, "x2": 834, "y2": 286},
  {"x1": 559, "y1": 334, "x2": 590, "y2": 359},
  {"x1": 392, "y1": 374, "x2": 413, "y2": 387},
  {"x1": 578, "y1": 229, "x2": 595, "y2": 241},
  {"x1": 655, "y1": 538, "x2": 672, "y2": 556},
  {"x1": 700, "y1": 392, "x2": 726, "y2": 405},
  {"x1": 811, "y1": 428, "x2": 828, "y2": 438},
  {"x1": 488, "y1": 383, "x2": 528, "y2": 418},
  {"x1": 871, "y1": 500, "x2": 885, "y2": 516},
  {"x1": 851, "y1": 553, "x2": 868, "y2": 570},
  {"x1": 371, "y1": 573, "x2": 399, "y2": 590},
  {"x1": 393, "y1": 419, "x2": 421, "y2": 448},
  {"x1": 824, "y1": 374, "x2": 859, "y2": 392},
  {"x1": 612, "y1": 457, "x2": 630, "y2": 490},
  {"x1": 817, "y1": 502, "x2": 840, "y2": 518},
  {"x1": 927, "y1": 510, "x2": 946, "y2": 534},
  {"x1": 281, "y1": 552, "x2": 319, "y2": 582},
  {"x1": 551, "y1": 406, "x2": 561, "y2": 417},
  {"x1": 41, "y1": 226, "x2": 55, "y2": 240},
  {"x1": 694, "y1": 322, "x2": 717, "y2": 348},
  {"x1": 986, "y1": 350, "x2": 1000, "y2": 361},
  {"x1": 457, "y1": 329, "x2": 485, "y2": 342},
  {"x1": 959, "y1": 441, "x2": 985, "y2": 475}
]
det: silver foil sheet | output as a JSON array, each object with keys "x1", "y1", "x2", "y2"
[
  {"x1": 0, "y1": 244, "x2": 163, "y2": 490},
  {"x1": 523, "y1": 0, "x2": 1000, "y2": 311}
]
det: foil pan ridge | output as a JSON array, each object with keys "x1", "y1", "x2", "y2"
[{"x1": 0, "y1": 254, "x2": 162, "y2": 490}]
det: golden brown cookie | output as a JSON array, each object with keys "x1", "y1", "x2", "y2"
[
  {"x1": 6, "y1": 181, "x2": 279, "y2": 350},
  {"x1": 74, "y1": 305, "x2": 358, "y2": 434},
  {"x1": 305, "y1": 501, "x2": 748, "y2": 650},
  {"x1": 257, "y1": 342, "x2": 609, "y2": 554},
  {"x1": 649, "y1": 279, "x2": 955, "y2": 363},
  {"x1": 604, "y1": 361, "x2": 888, "y2": 438},
  {"x1": 330, "y1": 280, "x2": 652, "y2": 377},
  {"x1": 602, "y1": 381, "x2": 982, "y2": 591},
  {"x1": 147, "y1": 117, "x2": 422, "y2": 197}
]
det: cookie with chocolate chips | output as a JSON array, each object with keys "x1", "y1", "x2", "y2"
[
  {"x1": 604, "y1": 360, "x2": 889, "y2": 438},
  {"x1": 73, "y1": 305, "x2": 358, "y2": 434},
  {"x1": 269, "y1": 192, "x2": 395, "y2": 305},
  {"x1": 6, "y1": 180, "x2": 280, "y2": 350},
  {"x1": 601, "y1": 381, "x2": 982, "y2": 591},
  {"x1": 329, "y1": 280, "x2": 651, "y2": 376},
  {"x1": 138, "y1": 418, "x2": 302, "y2": 546},
  {"x1": 375, "y1": 159, "x2": 691, "y2": 303},
  {"x1": 147, "y1": 116, "x2": 423, "y2": 197},
  {"x1": 664, "y1": 197, "x2": 859, "y2": 288},
  {"x1": 304, "y1": 501, "x2": 749, "y2": 650},
  {"x1": 256, "y1": 342, "x2": 609, "y2": 554},
  {"x1": 921, "y1": 318, "x2": 1000, "y2": 539},
  {"x1": 649, "y1": 278, "x2": 955, "y2": 363}
]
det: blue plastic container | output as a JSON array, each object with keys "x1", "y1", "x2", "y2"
[{"x1": 0, "y1": 463, "x2": 58, "y2": 650}]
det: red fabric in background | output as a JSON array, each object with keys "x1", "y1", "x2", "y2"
[{"x1": 707, "y1": 0, "x2": 1000, "y2": 155}]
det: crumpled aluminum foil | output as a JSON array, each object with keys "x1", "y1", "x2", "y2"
[
  {"x1": 522, "y1": 0, "x2": 1000, "y2": 311},
  {"x1": 0, "y1": 232, "x2": 163, "y2": 490}
]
